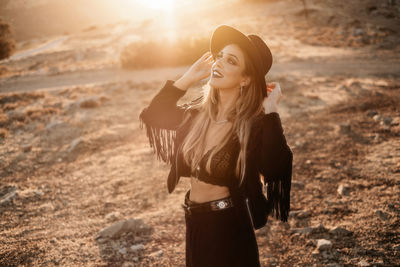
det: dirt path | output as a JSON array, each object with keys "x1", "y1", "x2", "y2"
[{"x1": 1, "y1": 58, "x2": 399, "y2": 93}]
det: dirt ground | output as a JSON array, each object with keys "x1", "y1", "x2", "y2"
[{"x1": 0, "y1": 0, "x2": 399, "y2": 266}]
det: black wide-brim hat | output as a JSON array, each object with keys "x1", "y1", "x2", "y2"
[{"x1": 210, "y1": 25, "x2": 273, "y2": 98}]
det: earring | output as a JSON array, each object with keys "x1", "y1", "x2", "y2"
[{"x1": 240, "y1": 85, "x2": 244, "y2": 96}]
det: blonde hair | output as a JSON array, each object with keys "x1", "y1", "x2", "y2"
[{"x1": 180, "y1": 48, "x2": 266, "y2": 187}]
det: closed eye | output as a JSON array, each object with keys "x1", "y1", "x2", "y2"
[{"x1": 216, "y1": 53, "x2": 236, "y2": 65}]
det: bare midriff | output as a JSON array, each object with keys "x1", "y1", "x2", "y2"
[
  {"x1": 188, "y1": 120, "x2": 232, "y2": 203},
  {"x1": 189, "y1": 177, "x2": 230, "y2": 203}
]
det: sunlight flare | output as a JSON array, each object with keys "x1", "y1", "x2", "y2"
[{"x1": 137, "y1": 0, "x2": 176, "y2": 10}]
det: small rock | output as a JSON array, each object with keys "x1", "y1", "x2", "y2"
[
  {"x1": 96, "y1": 218, "x2": 153, "y2": 240},
  {"x1": 329, "y1": 226, "x2": 352, "y2": 236},
  {"x1": 306, "y1": 159, "x2": 312, "y2": 165},
  {"x1": 290, "y1": 226, "x2": 313, "y2": 235},
  {"x1": 149, "y1": 249, "x2": 163, "y2": 257},
  {"x1": 381, "y1": 116, "x2": 392, "y2": 125},
  {"x1": 372, "y1": 114, "x2": 382, "y2": 122},
  {"x1": 118, "y1": 247, "x2": 127, "y2": 255},
  {"x1": 365, "y1": 110, "x2": 378, "y2": 117},
  {"x1": 390, "y1": 117, "x2": 400, "y2": 126},
  {"x1": 326, "y1": 263, "x2": 340, "y2": 267},
  {"x1": 316, "y1": 239, "x2": 332, "y2": 251},
  {"x1": 337, "y1": 184, "x2": 351, "y2": 196},
  {"x1": 358, "y1": 259, "x2": 370, "y2": 266},
  {"x1": 294, "y1": 140, "x2": 304, "y2": 148},
  {"x1": 291, "y1": 223, "x2": 328, "y2": 235},
  {"x1": 311, "y1": 248, "x2": 320, "y2": 256},
  {"x1": 130, "y1": 243, "x2": 145, "y2": 252}
]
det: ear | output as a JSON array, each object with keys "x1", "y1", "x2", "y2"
[{"x1": 241, "y1": 76, "x2": 251, "y2": 87}]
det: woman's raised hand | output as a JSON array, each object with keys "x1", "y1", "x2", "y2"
[
  {"x1": 174, "y1": 51, "x2": 213, "y2": 91},
  {"x1": 187, "y1": 51, "x2": 214, "y2": 82},
  {"x1": 263, "y1": 82, "x2": 283, "y2": 114}
]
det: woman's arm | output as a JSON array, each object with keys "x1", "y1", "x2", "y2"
[
  {"x1": 138, "y1": 79, "x2": 191, "y2": 165},
  {"x1": 139, "y1": 51, "x2": 214, "y2": 165},
  {"x1": 257, "y1": 112, "x2": 293, "y2": 222},
  {"x1": 139, "y1": 79, "x2": 190, "y2": 131},
  {"x1": 139, "y1": 51, "x2": 213, "y2": 130},
  {"x1": 243, "y1": 112, "x2": 292, "y2": 229}
]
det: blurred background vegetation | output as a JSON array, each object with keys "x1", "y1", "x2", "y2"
[
  {"x1": 0, "y1": 18, "x2": 15, "y2": 60},
  {"x1": 120, "y1": 36, "x2": 209, "y2": 69}
]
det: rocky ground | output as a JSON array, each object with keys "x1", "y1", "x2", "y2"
[{"x1": 0, "y1": 0, "x2": 399, "y2": 266}]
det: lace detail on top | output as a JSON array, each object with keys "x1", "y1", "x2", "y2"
[{"x1": 190, "y1": 136, "x2": 240, "y2": 187}]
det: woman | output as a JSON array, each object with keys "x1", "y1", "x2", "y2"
[{"x1": 139, "y1": 25, "x2": 293, "y2": 267}]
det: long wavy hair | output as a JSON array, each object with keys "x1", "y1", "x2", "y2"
[{"x1": 180, "y1": 47, "x2": 266, "y2": 187}]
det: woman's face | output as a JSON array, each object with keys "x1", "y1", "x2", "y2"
[{"x1": 209, "y1": 43, "x2": 249, "y2": 91}]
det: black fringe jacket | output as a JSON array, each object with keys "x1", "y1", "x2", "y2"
[{"x1": 139, "y1": 80, "x2": 293, "y2": 229}]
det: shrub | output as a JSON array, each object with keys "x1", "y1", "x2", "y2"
[
  {"x1": 0, "y1": 18, "x2": 15, "y2": 60},
  {"x1": 120, "y1": 35, "x2": 209, "y2": 69}
]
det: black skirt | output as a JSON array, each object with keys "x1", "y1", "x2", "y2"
[{"x1": 184, "y1": 190, "x2": 261, "y2": 267}]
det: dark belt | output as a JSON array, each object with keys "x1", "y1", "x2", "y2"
[{"x1": 182, "y1": 190, "x2": 234, "y2": 215}]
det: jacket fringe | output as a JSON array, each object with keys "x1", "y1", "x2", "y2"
[
  {"x1": 139, "y1": 113, "x2": 177, "y2": 165},
  {"x1": 266, "y1": 147, "x2": 293, "y2": 222}
]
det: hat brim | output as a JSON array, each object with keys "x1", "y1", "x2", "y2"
[
  {"x1": 210, "y1": 25, "x2": 267, "y2": 97},
  {"x1": 210, "y1": 25, "x2": 258, "y2": 65}
]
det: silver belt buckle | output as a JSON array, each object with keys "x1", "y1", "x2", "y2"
[
  {"x1": 217, "y1": 200, "x2": 227, "y2": 209},
  {"x1": 212, "y1": 199, "x2": 231, "y2": 210}
]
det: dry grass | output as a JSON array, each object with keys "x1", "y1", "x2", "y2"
[
  {"x1": 24, "y1": 107, "x2": 59, "y2": 121},
  {"x1": 120, "y1": 36, "x2": 209, "y2": 69}
]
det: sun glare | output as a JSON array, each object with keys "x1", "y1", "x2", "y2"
[{"x1": 139, "y1": 0, "x2": 175, "y2": 10}]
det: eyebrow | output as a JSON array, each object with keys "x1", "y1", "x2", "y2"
[{"x1": 218, "y1": 51, "x2": 239, "y2": 62}]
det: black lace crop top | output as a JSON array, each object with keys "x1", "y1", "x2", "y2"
[{"x1": 187, "y1": 135, "x2": 241, "y2": 187}]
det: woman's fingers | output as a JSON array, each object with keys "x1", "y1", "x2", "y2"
[
  {"x1": 266, "y1": 82, "x2": 275, "y2": 94},
  {"x1": 266, "y1": 82, "x2": 283, "y2": 100},
  {"x1": 205, "y1": 54, "x2": 214, "y2": 63},
  {"x1": 203, "y1": 51, "x2": 212, "y2": 60}
]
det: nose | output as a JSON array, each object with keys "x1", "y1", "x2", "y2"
[{"x1": 214, "y1": 56, "x2": 224, "y2": 69}]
